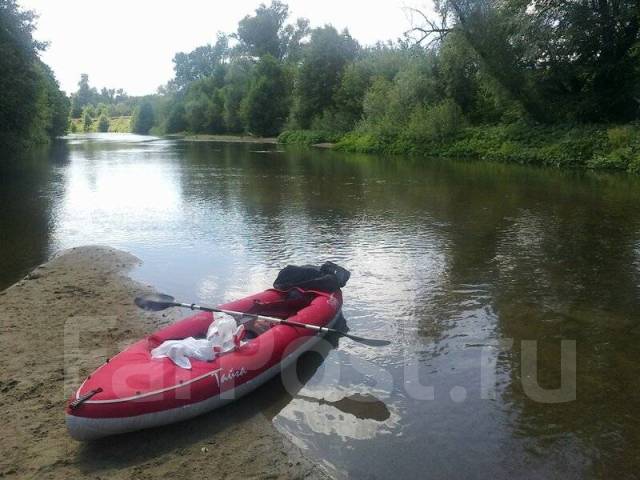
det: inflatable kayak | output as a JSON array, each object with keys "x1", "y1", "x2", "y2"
[{"x1": 66, "y1": 288, "x2": 342, "y2": 440}]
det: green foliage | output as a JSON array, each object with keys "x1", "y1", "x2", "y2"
[
  {"x1": 222, "y1": 68, "x2": 250, "y2": 132},
  {"x1": 432, "y1": 0, "x2": 640, "y2": 123},
  {"x1": 335, "y1": 132, "x2": 385, "y2": 153},
  {"x1": 277, "y1": 129, "x2": 341, "y2": 145},
  {"x1": 164, "y1": 103, "x2": 187, "y2": 134},
  {"x1": 97, "y1": 114, "x2": 110, "y2": 132},
  {"x1": 0, "y1": 0, "x2": 68, "y2": 151},
  {"x1": 337, "y1": 122, "x2": 639, "y2": 171},
  {"x1": 404, "y1": 100, "x2": 466, "y2": 145},
  {"x1": 107, "y1": 116, "x2": 131, "y2": 133},
  {"x1": 172, "y1": 34, "x2": 229, "y2": 90},
  {"x1": 587, "y1": 149, "x2": 634, "y2": 170},
  {"x1": 82, "y1": 107, "x2": 93, "y2": 132},
  {"x1": 237, "y1": 1, "x2": 290, "y2": 59},
  {"x1": 131, "y1": 101, "x2": 155, "y2": 134},
  {"x1": 627, "y1": 155, "x2": 640, "y2": 175},
  {"x1": 242, "y1": 55, "x2": 290, "y2": 136},
  {"x1": 292, "y1": 26, "x2": 359, "y2": 129},
  {"x1": 607, "y1": 127, "x2": 637, "y2": 149},
  {"x1": 71, "y1": 74, "x2": 139, "y2": 124},
  {"x1": 71, "y1": 74, "x2": 95, "y2": 118},
  {"x1": 71, "y1": 115, "x2": 131, "y2": 133},
  {"x1": 109, "y1": 0, "x2": 640, "y2": 175}
]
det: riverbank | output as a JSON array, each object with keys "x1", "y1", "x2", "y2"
[
  {"x1": 279, "y1": 123, "x2": 640, "y2": 175},
  {"x1": 0, "y1": 246, "x2": 327, "y2": 480},
  {"x1": 176, "y1": 134, "x2": 278, "y2": 144},
  {"x1": 69, "y1": 116, "x2": 131, "y2": 134}
]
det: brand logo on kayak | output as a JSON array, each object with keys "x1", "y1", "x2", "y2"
[{"x1": 212, "y1": 367, "x2": 247, "y2": 386}]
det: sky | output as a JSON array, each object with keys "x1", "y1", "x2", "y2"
[{"x1": 19, "y1": 0, "x2": 419, "y2": 96}]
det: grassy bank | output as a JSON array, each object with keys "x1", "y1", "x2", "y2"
[
  {"x1": 277, "y1": 130, "x2": 341, "y2": 146},
  {"x1": 280, "y1": 124, "x2": 640, "y2": 175},
  {"x1": 69, "y1": 116, "x2": 131, "y2": 134}
]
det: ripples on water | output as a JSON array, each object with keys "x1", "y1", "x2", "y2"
[{"x1": 2, "y1": 133, "x2": 640, "y2": 478}]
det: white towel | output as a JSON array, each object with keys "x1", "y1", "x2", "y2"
[{"x1": 151, "y1": 316, "x2": 243, "y2": 369}]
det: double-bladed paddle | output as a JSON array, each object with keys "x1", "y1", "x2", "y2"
[{"x1": 134, "y1": 293, "x2": 390, "y2": 347}]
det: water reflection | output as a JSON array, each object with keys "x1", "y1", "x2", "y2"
[
  {"x1": 0, "y1": 141, "x2": 69, "y2": 289},
  {"x1": 278, "y1": 391, "x2": 398, "y2": 443},
  {"x1": 3, "y1": 133, "x2": 640, "y2": 478}
]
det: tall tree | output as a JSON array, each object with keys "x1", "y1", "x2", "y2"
[
  {"x1": 236, "y1": 1, "x2": 290, "y2": 59},
  {"x1": 0, "y1": 0, "x2": 68, "y2": 150},
  {"x1": 173, "y1": 33, "x2": 229, "y2": 90},
  {"x1": 293, "y1": 26, "x2": 359, "y2": 128},
  {"x1": 222, "y1": 59, "x2": 253, "y2": 132},
  {"x1": 71, "y1": 74, "x2": 97, "y2": 118},
  {"x1": 242, "y1": 55, "x2": 291, "y2": 136},
  {"x1": 131, "y1": 101, "x2": 155, "y2": 134},
  {"x1": 407, "y1": 0, "x2": 640, "y2": 122}
]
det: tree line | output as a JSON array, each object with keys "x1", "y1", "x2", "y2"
[
  {"x1": 5, "y1": 0, "x2": 640, "y2": 172},
  {"x1": 67, "y1": 74, "x2": 148, "y2": 134},
  {"x1": 123, "y1": 0, "x2": 639, "y2": 172},
  {"x1": 146, "y1": 0, "x2": 640, "y2": 135},
  {"x1": 0, "y1": 0, "x2": 69, "y2": 152}
]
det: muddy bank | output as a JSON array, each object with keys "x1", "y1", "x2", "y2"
[{"x1": 0, "y1": 246, "x2": 327, "y2": 480}]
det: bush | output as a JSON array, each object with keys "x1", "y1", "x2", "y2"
[
  {"x1": 107, "y1": 116, "x2": 131, "y2": 133},
  {"x1": 82, "y1": 109, "x2": 93, "y2": 132},
  {"x1": 332, "y1": 121, "x2": 640, "y2": 174},
  {"x1": 587, "y1": 147, "x2": 633, "y2": 170},
  {"x1": 404, "y1": 99, "x2": 466, "y2": 146},
  {"x1": 627, "y1": 154, "x2": 640, "y2": 174},
  {"x1": 335, "y1": 131, "x2": 385, "y2": 153},
  {"x1": 607, "y1": 126, "x2": 636, "y2": 149},
  {"x1": 278, "y1": 129, "x2": 341, "y2": 145},
  {"x1": 131, "y1": 101, "x2": 155, "y2": 135},
  {"x1": 97, "y1": 114, "x2": 110, "y2": 132}
]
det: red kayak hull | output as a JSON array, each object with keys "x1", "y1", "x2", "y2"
[{"x1": 66, "y1": 289, "x2": 342, "y2": 440}]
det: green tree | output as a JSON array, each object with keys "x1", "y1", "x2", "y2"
[
  {"x1": 412, "y1": 0, "x2": 640, "y2": 122},
  {"x1": 82, "y1": 107, "x2": 93, "y2": 132},
  {"x1": 172, "y1": 33, "x2": 229, "y2": 90},
  {"x1": 0, "y1": 0, "x2": 68, "y2": 151},
  {"x1": 97, "y1": 114, "x2": 110, "y2": 132},
  {"x1": 71, "y1": 74, "x2": 96, "y2": 118},
  {"x1": 236, "y1": 1, "x2": 290, "y2": 58},
  {"x1": 184, "y1": 92, "x2": 209, "y2": 132},
  {"x1": 293, "y1": 26, "x2": 359, "y2": 128},
  {"x1": 164, "y1": 102, "x2": 186, "y2": 134},
  {"x1": 131, "y1": 101, "x2": 155, "y2": 134},
  {"x1": 243, "y1": 55, "x2": 291, "y2": 136},
  {"x1": 222, "y1": 59, "x2": 253, "y2": 132}
]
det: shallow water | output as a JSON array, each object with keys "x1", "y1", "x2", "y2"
[{"x1": 2, "y1": 133, "x2": 640, "y2": 478}]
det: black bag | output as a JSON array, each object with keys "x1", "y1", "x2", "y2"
[{"x1": 273, "y1": 261, "x2": 351, "y2": 293}]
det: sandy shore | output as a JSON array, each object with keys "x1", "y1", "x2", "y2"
[{"x1": 0, "y1": 246, "x2": 327, "y2": 480}]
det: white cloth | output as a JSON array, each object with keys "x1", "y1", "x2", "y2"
[{"x1": 151, "y1": 316, "x2": 243, "y2": 369}]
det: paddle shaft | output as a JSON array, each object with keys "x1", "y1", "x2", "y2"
[{"x1": 177, "y1": 301, "x2": 332, "y2": 334}]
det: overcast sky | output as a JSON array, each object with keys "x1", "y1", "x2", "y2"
[{"x1": 20, "y1": 0, "x2": 419, "y2": 96}]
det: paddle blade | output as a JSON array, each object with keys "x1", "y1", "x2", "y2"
[
  {"x1": 134, "y1": 293, "x2": 177, "y2": 312},
  {"x1": 342, "y1": 333, "x2": 391, "y2": 347}
]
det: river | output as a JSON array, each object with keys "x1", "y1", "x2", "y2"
[{"x1": 2, "y1": 133, "x2": 640, "y2": 479}]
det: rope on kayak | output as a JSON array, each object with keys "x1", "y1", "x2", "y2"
[{"x1": 70, "y1": 388, "x2": 103, "y2": 409}]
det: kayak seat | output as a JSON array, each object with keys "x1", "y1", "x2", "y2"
[
  {"x1": 146, "y1": 311, "x2": 213, "y2": 349},
  {"x1": 246, "y1": 290, "x2": 315, "y2": 319},
  {"x1": 145, "y1": 291, "x2": 317, "y2": 349}
]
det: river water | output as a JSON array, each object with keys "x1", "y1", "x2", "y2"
[{"x1": 2, "y1": 133, "x2": 640, "y2": 478}]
